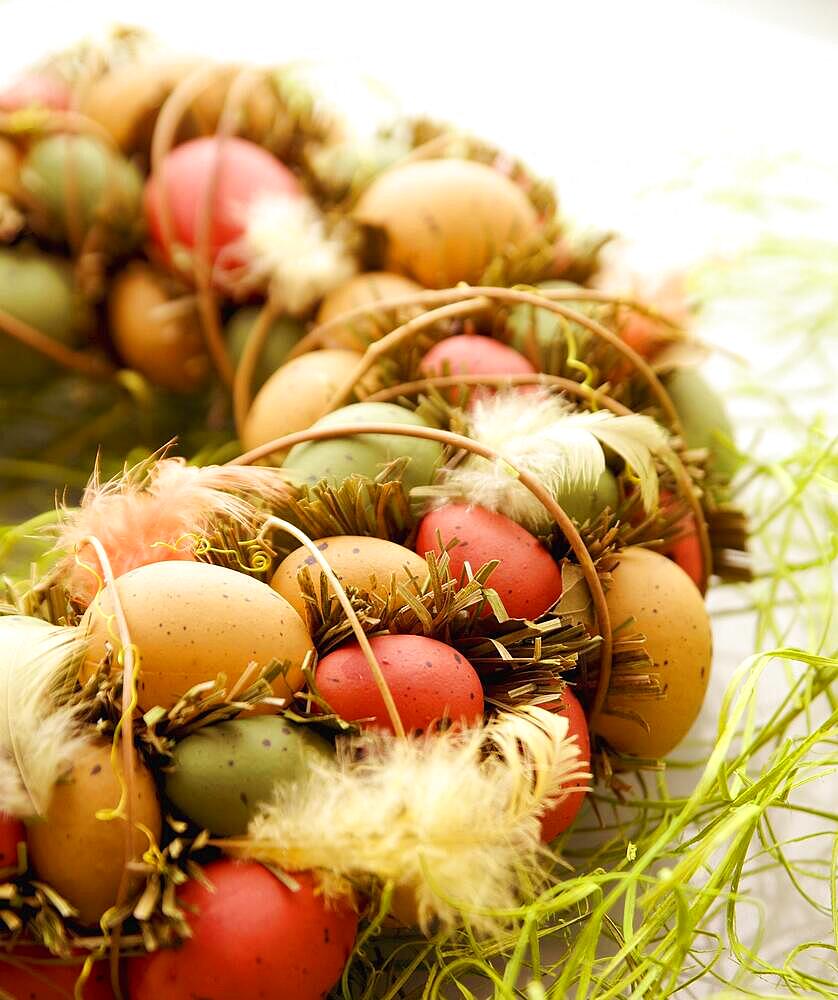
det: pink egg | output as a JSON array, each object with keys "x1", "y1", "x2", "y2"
[
  {"x1": 0, "y1": 74, "x2": 71, "y2": 112},
  {"x1": 539, "y1": 688, "x2": 591, "y2": 842},
  {"x1": 415, "y1": 504, "x2": 563, "y2": 620},
  {"x1": 316, "y1": 634, "x2": 484, "y2": 734},
  {"x1": 420, "y1": 334, "x2": 537, "y2": 403}
]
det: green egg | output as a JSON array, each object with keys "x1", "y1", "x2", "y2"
[
  {"x1": 21, "y1": 134, "x2": 143, "y2": 252},
  {"x1": 506, "y1": 280, "x2": 603, "y2": 360},
  {"x1": 226, "y1": 307, "x2": 304, "y2": 392},
  {"x1": 556, "y1": 468, "x2": 619, "y2": 524},
  {"x1": 0, "y1": 248, "x2": 94, "y2": 384},
  {"x1": 282, "y1": 401, "x2": 443, "y2": 493},
  {"x1": 165, "y1": 716, "x2": 331, "y2": 836},
  {"x1": 664, "y1": 367, "x2": 740, "y2": 481}
]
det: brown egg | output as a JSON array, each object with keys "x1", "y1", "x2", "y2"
[
  {"x1": 108, "y1": 261, "x2": 209, "y2": 392},
  {"x1": 316, "y1": 271, "x2": 424, "y2": 350},
  {"x1": 27, "y1": 740, "x2": 161, "y2": 925},
  {"x1": 354, "y1": 159, "x2": 539, "y2": 288},
  {"x1": 597, "y1": 547, "x2": 712, "y2": 759},
  {"x1": 271, "y1": 535, "x2": 428, "y2": 619},
  {"x1": 80, "y1": 561, "x2": 313, "y2": 712},
  {"x1": 241, "y1": 348, "x2": 363, "y2": 458}
]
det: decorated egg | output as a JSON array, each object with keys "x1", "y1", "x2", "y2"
[
  {"x1": 21, "y1": 135, "x2": 144, "y2": 251},
  {"x1": 664, "y1": 367, "x2": 739, "y2": 481},
  {"x1": 316, "y1": 270, "x2": 424, "y2": 350},
  {"x1": 0, "y1": 249, "x2": 93, "y2": 384},
  {"x1": 0, "y1": 814, "x2": 25, "y2": 870},
  {"x1": 26, "y1": 740, "x2": 161, "y2": 926},
  {"x1": 597, "y1": 547, "x2": 712, "y2": 759},
  {"x1": 127, "y1": 862, "x2": 357, "y2": 1000},
  {"x1": 108, "y1": 261, "x2": 209, "y2": 392},
  {"x1": 415, "y1": 504, "x2": 563, "y2": 620},
  {"x1": 272, "y1": 535, "x2": 428, "y2": 619},
  {"x1": 166, "y1": 717, "x2": 332, "y2": 836},
  {"x1": 316, "y1": 634, "x2": 484, "y2": 733},
  {"x1": 80, "y1": 561, "x2": 313, "y2": 711},
  {"x1": 354, "y1": 158, "x2": 539, "y2": 287},
  {"x1": 241, "y1": 348, "x2": 362, "y2": 457},
  {"x1": 226, "y1": 306, "x2": 304, "y2": 391},
  {"x1": 539, "y1": 688, "x2": 591, "y2": 842},
  {"x1": 0, "y1": 948, "x2": 113, "y2": 999},
  {"x1": 420, "y1": 333, "x2": 537, "y2": 402},
  {"x1": 144, "y1": 136, "x2": 300, "y2": 272},
  {"x1": 282, "y1": 401, "x2": 443, "y2": 493}
]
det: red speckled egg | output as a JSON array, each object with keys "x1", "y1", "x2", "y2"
[
  {"x1": 144, "y1": 136, "x2": 300, "y2": 274},
  {"x1": 415, "y1": 504, "x2": 563, "y2": 620},
  {"x1": 0, "y1": 814, "x2": 24, "y2": 870},
  {"x1": 539, "y1": 688, "x2": 591, "y2": 842},
  {"x1": 0, "y1": 947, "x2": 113, "y2": 999},
  {"x1": 127, "y1": 861, "x2": 357, "y2": 1000},
  {"x1": 316, "y1": 634, "x2": 483, "y2": 734},
  {"x1": 420, "y1": 334, "x2": 536, "y2": 402}
]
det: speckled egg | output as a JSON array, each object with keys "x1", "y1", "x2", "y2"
[
  {"x1": 539, "y1": 688, "x2": 591, "y2": 842},
  {"x1": 165, "y1": 717, "x2": 331, "y2": 835},
  {"x1": 420, "y1": 333, "x2": 537, "y2": 403},
  {"x1": 555, "y1": 468, "x2": 619, "y2": 525},
  {"x1": 316, "y1": 634, "x2": 484, "y2": 733},
  {"x1": 271, "y1": 535, "x2": 428, "y2": 619},
  {"x1": 281, "y1": 401, "x2": 443, "y2": 493},
  {"x1": 415, "y1": 504, "x2": 563, "y2": 620},
  {"x1": 664, "y1": 367, "x2": 739, "y2": 481},
  {"x1": 241, "y1": 348, "x2": 363, "y2": 458},
  {"x1": 597, "y1": 546, "x2": 712, "y2": 759},
  {"x1": 354, "y1": 158, "x2": 539, "y2": 287},
  {"x1": 80, "y1": 561, "x2": 313, "y2": 712},
  {"x1": 316, "y1": 271, "x2": 424, "y2": 350},
  {"x1": 226, "y1": 306, "x2": 304, "y2": 392},
  {"x1": 26, "y1": 740, "x2": 161, "y2": 926}
]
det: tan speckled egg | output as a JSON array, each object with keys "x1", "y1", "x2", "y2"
[
  {"x1": 80, "y1": 562, "x2": 313, "y2": 712},
  {"x1": 596, "y1": 547, "x2": 712, "y2": 759},
  {"x1": 241, "y1": 348, "x2": 363, "y2": 459},
  {"x1": 271, "y1": 535, "x2": 428, "y2": 619},
  {"x1": 316, "y1": 271, "x2": 424, "y2": 350},
  {"x1": 354, "y1": 159, "x2": 539, "y2": 288},
  {"x1": 109, "y1": 261, "x2": 209, "y2": 393},
  {"x1": 26, "y1": 740, "x2": 161, "y2": 925}
]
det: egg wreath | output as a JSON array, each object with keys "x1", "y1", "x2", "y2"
[{"x1": 0, "y1": 33, "x2": 757, "y2": 1000}]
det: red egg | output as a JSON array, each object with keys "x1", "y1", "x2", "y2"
[
  {"x1": 127, "y1": 861, "x2": 357, "y2": 1000},
  {"x1": 415, "y1": 504, "x2": 563, "y2": 620},
  {"x1": 420, "y1": 334, "x2": 536, "y2": 403},
  {"x1": 144, "y1": 136, "x2": 301, "y2": 274},
  {"x1": 659, "y1": 489, "x2": 703, "y2": 588},
  {"x1": 0, "y1": 947, "x2": 113, "y2": 999},
  {"x1": 539, "y1": 688, "x2": 591, "y2": 842},
  {"x1": 0, "y1": 74, "x2": 71, "y2": 112},
  {"x1": 316, "y1": 634, "x2": 484, "y2": 734},
  {"x1": 0, "y1": 813, "x2": 25, "y2": 870}
]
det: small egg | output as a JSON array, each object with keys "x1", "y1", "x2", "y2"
[
  {"x1": 415, "y1": 504, "x2": 563, "y2": 620},
  {"x1": 316, "y1": 271, "x2": 424, "y2": 350},
  {"x1": 539, "y1": 688, "x2": 591, "y2": 842},
  {"x1": 166, "y1": 717, "x2": 332, "y2": 836},
  {"x1": 271, "y1": 535, "x2": 428, "y2": 619},
  {"x1": 282, "y1": 401, "x2": 443, "y2": 493},
  {"x1": 355, "y1": 159, "x2": 539, "y2": 287},
  {"x1": 664, "y1": 367, "x2": 739, "y2": 481},
  {"x1": 109, "y1": 261, "x2": 209, "y2": 392},
  {"x1": 597, "y1": 547, "x2": 712, "y2": 759},
  {"x1": 505, "y1": 280, "x2": 601, "y2": 362},
  {"x1": 26, "y1": 741, "x2": 161, "y2": 925},
  {"x1": 241, "y1": 348, "x2": 363, "y2": 458},
  {"x1": 80, "y1": 561, "x2": 313, "y2": 712},
  {"x1": 226, "y1": 306, "x2": 304, "y2": 391},
  {"x1": 316, "y1": 634, "x2": 484, "y2": 733},
  {"x1": 420, "y1": 334, "x2": 537, "y2": 403},
  {"x1": 555, "y1": 468, "x2": 618, "y2": 525}
]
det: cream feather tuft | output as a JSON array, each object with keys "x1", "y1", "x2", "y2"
[
  {"x1": 58, "y1": 454, "x2": 291, "y2": 606},
  {"x1": 433, "y1": 390, "x2": 670, "y2": 532},
  {"x1": 0, "y1": 616, "x2": 91, "y2": 819},
  {"x1": 244, "y1": 706, "x2": 590, "y2": 936},
  {"x1": 236, "y1": 193, "x2": 357, "y2": 314}
]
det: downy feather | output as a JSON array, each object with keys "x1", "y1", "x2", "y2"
[
  {"x1": 244, "y1": 705, "x2": 589, "y2": 935},
  {"x1": 58, "y1": 453, "x2": 291, "y2": 605},
  {"x1": 0, "y1": 616, "x2": 90, "y2": 819}
]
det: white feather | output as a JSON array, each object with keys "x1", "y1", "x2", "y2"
[
  {"x1": 0, "y1": 616, "x2": 91, "y2": 819},
  {"x1": 244, "y1": 706, "x2": 589, "y2": 936}
]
